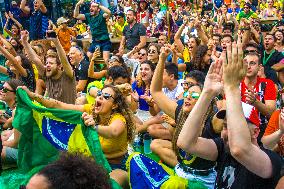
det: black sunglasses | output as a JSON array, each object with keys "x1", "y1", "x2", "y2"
[
  {"x1": 0, "y1": 86, "x2": 15, "y2": 93},
  {"x1": 97, "y1": 90, "x2": 114, "y2": 100}
]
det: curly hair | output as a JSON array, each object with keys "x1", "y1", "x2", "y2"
[
  {"x1": 37, "y1": 152, "x2": 111, "y2": 189},
  {"x1": 92, "y1": 85, "x2": 135, "y2": 142},
  {"x1": 190, "y1": 45, "x2": 209, "y2": 71},
  {"x1": 171, "y1": 84, "x2": 215, "y2": 156}
]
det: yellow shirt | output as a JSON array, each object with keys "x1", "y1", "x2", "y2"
[
  {"x1": 113, "y1": 22, "x2": 128, "y2": 37},
  {"x1": 83, "y1": 104, "x2": 127, "y2": 158}
]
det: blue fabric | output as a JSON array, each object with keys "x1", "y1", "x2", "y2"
[
  {"x1": 132, "y1": 81, "x2": 150, "y2": 111},
  {"x1": 129, "y1": 154, "x2": 170, "y2": 189},
  {"x1": 41, "y1": 117, "x2": 76, "y2": 151}
]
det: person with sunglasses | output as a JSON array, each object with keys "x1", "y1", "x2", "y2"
[
  {"x1": 127, "y1": 47, "x2": 218, "y2": 189},
  {"x1": 147, "y1": 43, "x2": 161, "y2": 65},
  {"x1": 19, "y1": 85, "x2": 135, "y2": 182},
  {"x1": 0, "y1": 79, "x2": 24, "y2": 168}
]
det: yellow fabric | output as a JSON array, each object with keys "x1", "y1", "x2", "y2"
[
  {"x1": 114, "y1": 22, "x2": 128, "y2": 37},
  {"x1": 159, "y1": 162, "x2": 188, "y2": 189},
  {"x1": 100, "y1": 113, "x2": 127, "y2": 157},
  {"x1": 160, "y1": 176, "x2": 188, "y2": 189},
  {"x1": 182, "y1": 47, "x2": 191, "y2": 63},
  {"x1": 32, "y1": 64, "x2": 39, "y2": 81},
  {"x1": 67, "y1": 124, "x2": 92, "y2": 156},
  {"x1": 83, "y1": 104, "x2": 93, "y2": 115},
  {"x1": 86, "y1": 81, "x2": 104, "y2": 104},
  {"x1": 75, "y1": 23, "x2": 87, "y2": 35},
  {"x1": 80, "y1": 108, "x2": 128, "y2": 157}
]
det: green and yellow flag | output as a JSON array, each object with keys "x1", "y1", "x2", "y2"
[{"x1": 0, "y1": 89, "x2": 121, "y2": 189}]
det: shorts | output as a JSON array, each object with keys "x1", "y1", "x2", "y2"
[
  {"x1": 88, "y1": 39, "x2": 112, "y2": 52},
  {"x1": 4, "y1": 147, "x2": 18, "y2": 164}
]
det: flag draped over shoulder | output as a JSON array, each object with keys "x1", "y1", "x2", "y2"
[{"x1": 0, "y1": 89, "x2": 121, "y2": 189}]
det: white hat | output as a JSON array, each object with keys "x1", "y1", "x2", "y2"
[{"x1": 57, "y1": 17, "x2": 69, "y2": 26}]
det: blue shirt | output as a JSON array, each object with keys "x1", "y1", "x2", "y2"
[{"x1": 132, "y1": 81, "x2": 150, "y2": 111}]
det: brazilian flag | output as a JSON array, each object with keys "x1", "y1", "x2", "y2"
[{"x1": 0, "y1": 89, "x2": 121, "y2": 189}]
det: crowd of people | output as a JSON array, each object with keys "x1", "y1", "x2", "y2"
[{"x1": 1, "y1": 0, "x2": 284, "y2": 188}]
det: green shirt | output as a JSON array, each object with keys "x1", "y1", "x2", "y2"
[
  {"x1": 0, "y1": 55, "x2": 9, "y2": 82},
  {"x1": 84, "y1": 12, "x2": 110, "y2": 41}
]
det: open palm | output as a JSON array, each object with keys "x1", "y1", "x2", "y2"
[{"x1": 203, "y1": 59, "x2": 223, "y2": 96}]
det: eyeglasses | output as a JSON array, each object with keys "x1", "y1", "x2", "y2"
[
  {"x1": 148, "y1": 49, "x2": 156, "y2": 54},
  {"x1": 97, "y1": 90, "x2": 114, "y2": 100},
  {"x1": 138, "y1": 52, "x2": 146, "y2": 56},
  {"x1": 244, "y1": 7, "x2": 249, "y2": 9},
  {"x1": 181, "y1": 82, "x2": 195, "y2": 87},
  {"x1": 183, "y1": 91, "x2": 200, "y2": 99},
  {"x1": 0, "y1": 86, "x2": 15, "y2": 93}
]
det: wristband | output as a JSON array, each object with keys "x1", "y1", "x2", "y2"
[{"x1": 94, "y1": 124, "x2": 99, "y2": 131}]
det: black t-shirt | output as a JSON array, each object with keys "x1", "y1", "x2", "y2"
[
  {"x1": 77, "y1": 58, "x2": 95, "y2": 93},
  {"x1": 123, "y1": 22, "x2": 146, "y2": 50},
  {"x1": 175, "y1": 102, "x2": 218, "y2": 169},
  {"x1": 261, "y1": 50, "x2": 284, "y2": 83},
  {"x1": 214, "y1": 137, "x2": 281, "y2": 189}
]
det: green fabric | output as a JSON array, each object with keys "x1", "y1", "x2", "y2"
[
  {"x1": 236, "y1": 11, "x2": 258, "y2": 21},
  {"x1": 85, "y1": 12, "x2": 110, "y2": 41},
  {"x1": 0, "y1": 89, "x2": 121, "y2": 189},
  {"x1": 0, "y1": 55, "x2": 10, "y2": 81}
]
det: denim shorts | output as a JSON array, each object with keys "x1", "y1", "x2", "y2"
[
  {"x1": 89, "y1": 39, "x2": 112, "y2": 52},
  {"x1": 4, "y1": 147, "x2": 18, "y2": 164},
  {"x1": 109, "y1": 153, "x2": 129, "y2": 171},
  {"x1": 175, "y1": 163, "x2": 217, "y2": 189}
]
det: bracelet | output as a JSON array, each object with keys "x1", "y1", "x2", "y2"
[{"x1": 94, "y1": 124, "x2": 99, "y2": 131}]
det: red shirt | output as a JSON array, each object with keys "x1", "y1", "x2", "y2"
[{"x1": 240, "y1": 77, "x2": 276, "y2": 126}]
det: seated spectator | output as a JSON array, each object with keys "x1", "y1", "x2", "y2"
[
  {"x1": 177, "y1": 39, "x2": 282, "y2": 188},
  {"x1": 20, "y1": 0, "x2": 48, "y2": 40},
  {"x1": 1, "y1": 79, "x2": 24, "y2": 167},
  {"x1": 21, "y1": 84, "x2": 135, "y2": 173}
]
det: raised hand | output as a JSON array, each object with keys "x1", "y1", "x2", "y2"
[
  {"x1": 4, "y1": 12, "x2": 9, "y2": 19},
  {"x1": 159, "y1": 46, "x2": 172, "y2": 59},
  {"x1": 8, "y1": 11, "x2": 14, "y2": 18},
  {"x1": 203, "y1": 59, "x2": 223, "y2": 96},
  {"x1": 77, "y1": 0, "x2": 85, "y2": 5},
  {"x1": 20, "y1": 30, "x2": 29, "y2": 42},
  {"x1": 222, "y1": 35, "x2": 247, "y2": 89}
]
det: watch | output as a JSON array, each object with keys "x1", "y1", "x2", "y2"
[{"x1": 94, "y1": 124, "x2": 99, "y2": 131}]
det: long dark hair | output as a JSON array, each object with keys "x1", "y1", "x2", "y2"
[
  {"x1": 92, "y1": 85, "x2": 135, "y2": 142},
  {"x1": 172, "y1": 84, "x2": 215, "y2": 156},
  {"x1": 191, "y1": 45, "x2": 209, "y2": 70}
]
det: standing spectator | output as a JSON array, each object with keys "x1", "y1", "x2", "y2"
[
  {"x1": 20, "y1": 0, "x2": 48, "y2": 40},
  {"x1": 112, "y1": 12, "x2": 127, "y2": 37},
  {"x1": 137, "y1": 0, "x2": 150, "y2": 27},
  {"x1": 236, "y1": 3, "x2": 258, "y2": 21},
  {"x1": 74, "y1": 0, "x2": 112, "y2": 63},
  {"x1": 261, "y1": 33, "x2": 284, "y2": 84},
  {"x1": 118, "y1": 9, "x2": 147, "y2": 55},
  {"x1": 55, "y1": 17, "x2": 77, "y2": 53}
]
